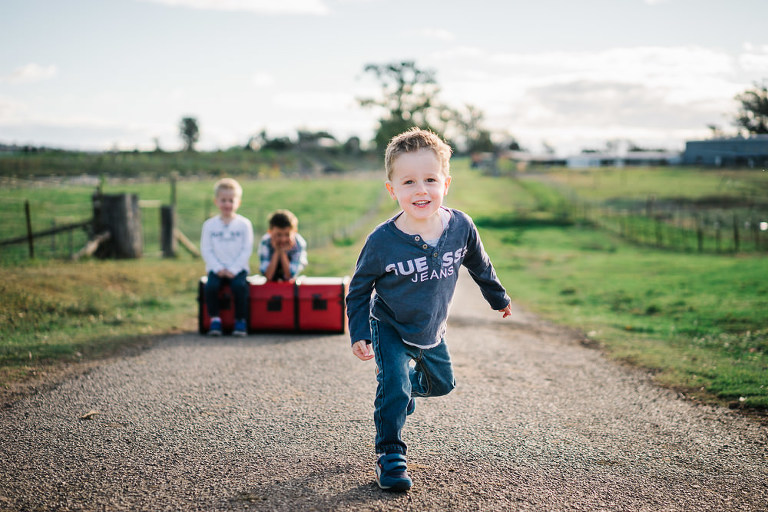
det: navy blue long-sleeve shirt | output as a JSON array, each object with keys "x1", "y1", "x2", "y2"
[{"x1": 346, "y1": 207, "x2": 510, "y2": 349}]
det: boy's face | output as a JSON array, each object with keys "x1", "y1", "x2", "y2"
[
  {"x1": 214, "y1": 189, "x2": 240, "y2": 218},
  {"x1": 269, "y1": 226, "x2": 296, "y2": 249},
  {"x1": 385, "y1": 149, "x2": 451, "y2": 222}
]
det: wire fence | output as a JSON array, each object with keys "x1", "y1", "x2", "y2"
[
  {"x1": 568, "y1": 198, "x2": 768, "y2": 253},
  {"x1": 0, "y1": 180, "x2": 388, "y2": 265}
]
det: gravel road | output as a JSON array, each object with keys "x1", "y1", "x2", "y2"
[{"x1": 1, "y1": 271, "x2": 766, "y2": 511}]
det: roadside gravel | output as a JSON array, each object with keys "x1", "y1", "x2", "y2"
[{"x1": 1, "y1": 271, "x2": 766, "y2": 511}]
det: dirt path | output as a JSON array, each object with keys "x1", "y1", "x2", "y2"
[{"x1": 1, "y1": 271, "x2": 766, "y2": 511}]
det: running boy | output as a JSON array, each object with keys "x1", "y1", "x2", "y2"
[
  {"x1": 200, "y1": 178, "x2": 254, "y2": 336},
  {"x1": 346, "y1": 128, "x2": 512, "y2": 491},
  {"x1": 258, "y1": 209, "x2": 308, "y2": 282}
]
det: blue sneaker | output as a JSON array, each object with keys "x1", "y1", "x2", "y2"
[
  {"x1": 375, "y1": 453, "x2": 412, "y2": 491},
  {"x1": 406, "y1": 397, "x2": 415, "y2": 416},
  {"x1": 208, "y1": 319, "x2": 222, "y2": 336},
  {"x1": 233, "y1": 319, "x2": 247, "y2": 337}
]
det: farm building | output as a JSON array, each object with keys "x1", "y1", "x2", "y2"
[
  {"x1": 566, "y1": 149, "x2": 682, "y2": 169},
  {"x1": 682, "y1": 135, "x2": 768, "y2": 167}
]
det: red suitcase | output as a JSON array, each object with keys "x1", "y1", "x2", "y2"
[
  {"x1": 248, "y1": 276, "x2": 297, "y2": 332},
  {"x1": 198, "y1": 276, "x2": 236, "y2": 334},
  {"x1": 296, "y1": 276, "x2": 349, "y2": 333}
]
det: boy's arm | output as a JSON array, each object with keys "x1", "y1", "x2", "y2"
[
  {"x1": 462, "y1": 218, "x2": 511, "y2": 311},
  {"x1": 288, "y1": 234, "x2": 308, "y2": 277},
  {"x1": 258, "y1": 236, "x2": 272, "y2": 276},
  {"x1": 263, "y1": 250, "x2": 280, "y2": 280},
  {"x1": 200, "y1": 220, "x2": 224, "y2": 274},
  {"x1": 346, "y1": 238, "x2": 379, "y2": 348},
  {"x1": 228, "y1": 217, "x2": 254, "y2": 274},
  {"x1": 278, "y1": 251, "x2": 292, "y2": 281}
]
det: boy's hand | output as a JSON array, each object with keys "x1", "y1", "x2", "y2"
[
  {"x1": 270, "y1": 237, "x2": 294, "y2": 252},
  {"x1": 498, "y1": 303, "x2": 512, "y2": 318},
  {"x1": 352, "y1": 340, "x2": 374, "y2": 361},
  {"x1": 269, "y1": 238, "x2": 285, "y2": 253}
]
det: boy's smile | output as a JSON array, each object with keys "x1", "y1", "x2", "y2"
[
  {"x1": 386, "y1": 149, "x2": 451, "y2": 230},
  {"x1": 269, "y1": 226, "x2": 296, "y2": 250}
]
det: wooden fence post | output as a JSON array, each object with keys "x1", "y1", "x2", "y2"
[
  {"x1": 24, "y1": 200, "x2": 34, "y2": 259},
  {"x1": 161, "y1": 205, "x2": 177, "y2": 258},
  {"x1": 715, "y1": 216, "x2": 722, "y2": 253},
  {"x1": 655, "y1": 216, "x2": 662, "y2": 247},
  {"x1": 695, "y1": 213, "x2": 704, "y2": 253},
  {"x1": 92, "y1": 192, "x2": 143, "y2": 259},
  {"x1": 170, "y1": 172, "x2": 178, "y2": 208}
]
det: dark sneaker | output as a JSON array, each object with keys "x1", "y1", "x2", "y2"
[
  {"x1": 233, "y1": 319, "x2": 247, "y2": 337},
  {"x1": 375, "y1": 453, "x2": 412, "y2": 491},
  {"x1": 209, "y1": 319, "x2": 222, "y2": 336},
  {"x1": 406, "y1": 397, "x2": 415, "y2": 416}
]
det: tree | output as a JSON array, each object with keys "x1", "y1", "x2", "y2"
[
  {"x1": 358, "y1": 61, "x2": 442, "y2": 150},
  {"x1": 179, "y1": 116, "x2": 199, "y2": 152},
  {"x1": 734, "y1": 81, "x2": 768, "y2": 135},
  {"x1": 451, "y1": 104, "x2": 496, "y2": 153}
]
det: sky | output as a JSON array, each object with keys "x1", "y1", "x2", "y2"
[{"x1": 1, "y1": 0, "x2": 767, "y2": 156}]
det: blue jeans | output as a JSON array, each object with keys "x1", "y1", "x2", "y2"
[
  {"x1": 371, "y1": 318, "x2": 456, "y2": 455},
  {"x1": 205, "y1": 270, "x2": 249, "y2": 320}
]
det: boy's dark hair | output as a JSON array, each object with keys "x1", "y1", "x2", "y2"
[{"x1": 269, "y1": 209, "x2": 298, "y2": 230}]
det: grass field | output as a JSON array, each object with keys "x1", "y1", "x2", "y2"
[
  {"x1": 446, "y1": 162, "x2": 768, "y2": 410},
  {"x1": 1, "y1": 159, "x2": 766, "y2": 412},
  {"x1": 0, "y1": 173, "x2": 388, "y2": 263}
]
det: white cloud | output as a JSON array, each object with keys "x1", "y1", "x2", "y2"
[
  {"x1": 1, "y1": 63, "x2": 57, "y2": 84},
  {"x1": 273, "y1": 91, "x2": 355, "y2": 111},
  {"x1": 0, "y1": 96, "x2": 28, "y2": 121},
  {"x1": 483, "y1": 46, "x2": 733, "y2": 89},
  {"x1": 251, "y1": 72, "x2": 275, "y2": 87},
  {"x1": 519, "y1": 81, "x2": 729, "y2": 129},
  {"x1": 137, "y1": 0, "x2": 329, "y2": 15},
  {"x1": 431, "y1": 45, "x2": 747, "y2": 153},
  {"x1": 435, "y1": 45, "x2": 743, "y2": 112},
  {"x1": 417, "y1": 28, "x2": 455, "y2": 42},
  {"x1": 739, "y1": 43, "x2": 768, "y2": 74}
]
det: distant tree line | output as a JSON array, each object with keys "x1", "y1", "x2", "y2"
[
  {"x1": 174, "y1": 61, "x2": 521, "y2": 157},
  {"x1": 734, "y1": 80, "x2": 768, "y2": 135},
  {"x1": 356, "y1": 60, "x2": 513, "y2": 154},
  {"x1": 707, "y1": 80, "x2": 768, "y2": 138}
]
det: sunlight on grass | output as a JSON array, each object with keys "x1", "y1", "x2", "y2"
[
  {"x1": 2, "y1": 162, "x2": 766, "y2": 412},
  {"x1": 448, "y1": 162, "x2": 768, "y2": 411}
]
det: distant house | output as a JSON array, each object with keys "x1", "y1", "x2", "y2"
[
  {"x1": 682, "y1": 135, "x2": 768, "y2": 167},
  {"x1": 566, "y1": 149, "x2": 682, "y2": 169}
]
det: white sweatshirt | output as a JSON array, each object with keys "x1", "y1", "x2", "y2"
[{"x1": 200, "y1": 214, "x2": 254, "y2": 275}]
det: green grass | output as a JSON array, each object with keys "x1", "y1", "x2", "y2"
[
  {"x1": 448, "y1": 161, "x2": 768, "y2": 411},
  {"x1": 538, "y1": 166, "x2": 768, "y2": 202},
  {"x1": 0, "y1": 174, "x2": 388, "y2": 263},
  {"x1": 0, "y1": 147, "x2": 380, "y2": 178},
  {"x1": 2, "y1": 158, "x2": 766, "y2": 414},
  {"x1": 0, "y1": 171, "x2": 394, "y2": 392},
  {"x1": 0, "y1": 259, "x2": 199, "y2": 381}
]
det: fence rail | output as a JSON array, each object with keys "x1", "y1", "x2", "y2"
[
  {"x1": 569, "y1": 200, "x2": 768, "y2": 253},
  {"x1": 0, "y1": 219, "x2": 91, "y2": 247},
  {"x1": 1, "y1": 180, "x2": 389, "y2": 264}
]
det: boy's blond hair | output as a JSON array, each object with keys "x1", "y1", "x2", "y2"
[
  {"x1": 384, "y1": 127, "x2": 452, "y2": 181},
  {"x1": 214, "y1": 177, "x2": 242, "y2": 199},
  {"x1": 268, "y1": 209, "x2": 299, "y2": 231}
]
